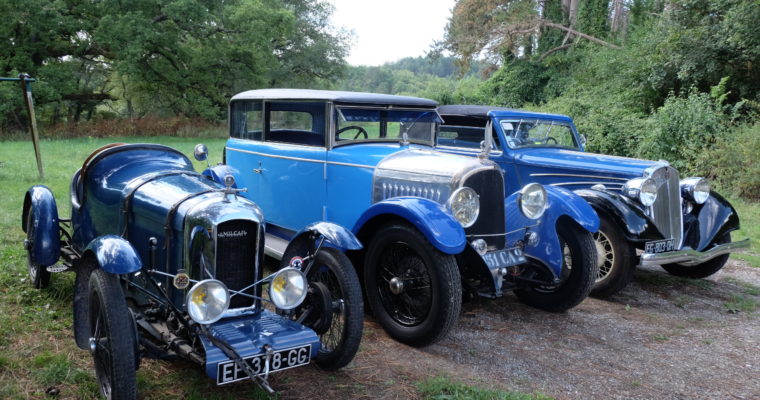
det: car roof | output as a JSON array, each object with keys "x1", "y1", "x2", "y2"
[
  {"x1": 438, "y1": 104, "x2": 573, "y2": 122},
  {"x1": 231, "y1": 89, "x2": 438, "y2": 107}
]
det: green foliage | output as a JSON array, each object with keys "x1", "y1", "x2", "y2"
[
  {"x1": 706, "y1": 123, "x2": 760, "y2": 199},
  {"x1": 479, "y1": 59, "x2": 547, "y2": 107},
  {"x1": 417, "y1": 376, "x2": 552, "y2": 400}
]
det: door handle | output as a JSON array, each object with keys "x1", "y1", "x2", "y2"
[{"x1": 253, "y1": 161, "x2": 264, "y2": 174}]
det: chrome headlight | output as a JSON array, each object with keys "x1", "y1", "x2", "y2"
[
  {"x1": 518, "y1": 183, "x2": 547, "y2": 219},
  {"x1": 185, "y1": 279, "x2": 230, "y2": 325},
  {"x1": 623, "y1": 177, "x2": 658, "y2": 207},
  {"x1": 681, "y1": 177, "x2": 710, "y2": 204},
  {"x1": 447, "y1": 187, "x2": 480, "y2": 228},
  {"x1": 269, "y1": 268, "x2": 308, "y2": 310}
]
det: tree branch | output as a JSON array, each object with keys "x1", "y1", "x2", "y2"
[
  {"x1": 539, "y1": 44, "x2": 573, "y2": 60},
  {"x1": 541, "y1": 21, "x2": 621, "y2": 49}
]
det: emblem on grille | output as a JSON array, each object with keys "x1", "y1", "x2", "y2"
[
  {"x1": 173, "y1": 270, "x2": 190, "y2": 290},
  {"x1": 217, "y1": 230, "x2": 247, "y2": 238}
]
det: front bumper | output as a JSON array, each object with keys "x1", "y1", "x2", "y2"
[{"x1": 639, "y1": 239, "x2": 750, "y2": 267}]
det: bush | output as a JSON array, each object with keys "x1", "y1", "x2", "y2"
[{"x1": 706, "y1": 123, "x2": 760, "y2": 200}]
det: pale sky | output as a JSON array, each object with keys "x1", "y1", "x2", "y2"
[{"x1": 328, "y1": 0, "x2": 457, "y2": 66}]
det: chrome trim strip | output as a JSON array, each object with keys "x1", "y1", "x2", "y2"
[
  {"x1": 530, "y1": 173, "x2": 629, "y2": 181},
  {"x1": 437, "y1": 145, "x2": 503, "y2": 157},
  {"x1": 550, "y1": 181, "x2": 624, "y2": 187},
  {"x1": 328, "y1": 160, "x2": 376, "y2": 169},
  {"x1": 226, "y1": 146, "x2": 375, "y2": 169},
  {"x1": 639, "y1": 239, "x2": 750, "y2": 267}
]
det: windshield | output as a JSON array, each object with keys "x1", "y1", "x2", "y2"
[
  {"x1": 499, "y1": 119, "x2": 579, "y2": 150},
  {"x1": 335, "y1": 107, "x2": 441, "y2": 146}
]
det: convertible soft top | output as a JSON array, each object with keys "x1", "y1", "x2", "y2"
[{"x1": 231, "y1": 88, "x2": 438, "y2": 107}]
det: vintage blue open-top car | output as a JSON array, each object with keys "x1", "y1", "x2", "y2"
[
  {"x1": 22, "y1": 143, "x2": 363, "y2": 398},
  {"x1": 204, "y1": 89, "x2": 600, "y2": 347},
  {"x1": 437, "y1": 105, "x2": 750, "y2": 297}
]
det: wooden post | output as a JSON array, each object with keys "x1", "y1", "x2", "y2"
[{"x1": 19, "y1": 73, "x2": 44, "y2": 179}]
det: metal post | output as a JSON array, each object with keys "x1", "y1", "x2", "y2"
[{"x1": 18, "y1": 73, "x2": 44, "y2": 178}]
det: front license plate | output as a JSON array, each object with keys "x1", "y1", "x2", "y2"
[
  {"x1": 482, "y1": 247, "x2": 526, "y2": 269},
  {"x1": 216, "y1": 345, "x2": 311, "y2": 385},
  {"x1": 644, "y1": 238, "x2": 676, "y2": 254}
]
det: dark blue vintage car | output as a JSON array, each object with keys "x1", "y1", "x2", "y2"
[
  {"x1": 22, "y1": 143, "x2": 363, "y2": 398},
  {"x1": 437, "y1": 105, "x2": 749, "y2": 297},
  {"x1": 203, "y1": 89, "x2": 600, "y2": 347}
]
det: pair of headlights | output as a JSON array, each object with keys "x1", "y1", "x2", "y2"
[
  {"x1": 624, "y1": 176, "x2": 710, "y2": 207},
  {"x1": 185, "y1": 268, "x2": 308, "y2": 325},
  {"x1": 447, "y1": 183, "x2": 548, "y2": 228}
]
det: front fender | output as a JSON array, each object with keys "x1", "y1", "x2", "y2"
[
  {"x1": 353, "y1": 197, "x2": 466, "y2": 254},
  {"x1": 202, "y1": 164, "x2": 240, "y2": 187},
  {"x1": 574, "y1": 188, "x2": 662, "y2": 242},
  {"x1": 689, "y1": 191, "x2": 741, "y2": 251},
  {"x1": 84, "y1": 235, "x2": 142, "y2": 274},
  {"x1": 281, "y1": 222, "x2": 363, "y2": 267},
  {"x1": 23, "y1": 186, "x2": 61, "y2": 266}
]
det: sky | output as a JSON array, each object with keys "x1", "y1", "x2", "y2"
[{"x1": 327, "y1": 0, "x2": 457, "y2": 66}]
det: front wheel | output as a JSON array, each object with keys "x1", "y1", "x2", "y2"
[
  {"x1": 590, "y1": 216, "x2": 636, "y2": 298},
  {"x1": 514, "y1": 222, "x2": 598, "y2": 312},
  {"x1": 25, "y1": 211, "x2": 50, "y2": 289},
  {"x1": 292, "y1": 248, "x2": 363, "y2": 370},
  {"x1": 364, "y1": 222, "x2": 461, "y2": 347},
  {"x1": 661, "y1": 233, "x2": 731, "y2": 279},
  {"x1": 88, "y1": 269, "x2": 137, "y2": 400}
]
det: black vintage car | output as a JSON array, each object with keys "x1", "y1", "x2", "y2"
[{"x1": 22, "y1": 143, "x2": 363, "y2": 397}]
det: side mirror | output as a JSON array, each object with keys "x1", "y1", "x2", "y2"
[
  {"x1": 580, "y1": 134, "x2": 587, "y2": 147},
  {"x1": 193, "y1": 144, "x2": 209, "y2": 162}
]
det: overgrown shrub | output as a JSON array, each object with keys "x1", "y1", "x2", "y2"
[
  {"x1": 41, "y1": 116, "x2": 226, "y2": 139},
  {"x1": 704, "y1": 123, "x2": 760, "y2": 200}
]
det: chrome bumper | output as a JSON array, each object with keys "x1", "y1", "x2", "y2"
[{"x1": 639, "y1": 239, "x2": 750, "y2": 267}]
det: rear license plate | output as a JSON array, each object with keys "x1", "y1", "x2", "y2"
[
  {"x1": 217, "y1": 345, "x2": 311, "y2": 385},
  {"x1": 644, "y1": 238, "x2": 676, "y2": 254},
  {"x1": 482, "y1": 247, "x2": 526, "y2": 269}
]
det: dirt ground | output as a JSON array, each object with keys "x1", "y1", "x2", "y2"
[{"x1": 268, "y1": 259, "x2": 760, "y2": 400}]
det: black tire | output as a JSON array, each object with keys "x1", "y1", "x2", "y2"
[
  {"x1": 514, "y1": 222, "x2": 597, "y2": 312},
  {"x1": 590, "y1": 216, "x2": 637, "y2": 298},
  {"x1": 25, "y1": 211, "x2": 50, "y2": 289},
  {"x1": 661, "y1": 233, "x2": 731, "y2": 278},
  {"x1": 88, "y1": 269, "x2": 137, "y2": 400},
  {"x1": 364, "y1": 222, "x2": 461, "y2": 347},
  {"x1": 294, "y1": 248, "x2": 363, "y2": 370}
]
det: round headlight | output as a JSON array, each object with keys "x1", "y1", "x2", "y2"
[
  {"x1": 269, "y1": 268, "x2": 308, "y2": 310},
  {"x1": 623, "y1": 177, "x2": 658, "y2": 207},
  {"x1": 519, "y1": 183, "x2": 547, "y2": 219},
  {"x1": 681, "y1": 177, "x2": 710, "y2": 204},
  {"x1": 185, "y1": 279, "x2": 230, "y2": 325},
  {"x1": 447, "y1": 187, "x2": 480, "y2": 228}
]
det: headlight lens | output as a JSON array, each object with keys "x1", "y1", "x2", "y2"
[
  {"x1": 447, "y1": 187, "x2": 480, "y2": 228},
  {"x1": 185, "y1": 279, "x2": 230, "y2": 325},
  {"x1": 269, "y1": 268, "x2": 308, "y2": 310},
  {"x1": 519, "y1": 183, "x2": 547, "y2": 219},
  {"x1": 681, "y1": 177, "x2": 710, "y2": 204},
  {"x1": 623, "y1": 177, "x2": 658, "y2": 207}
]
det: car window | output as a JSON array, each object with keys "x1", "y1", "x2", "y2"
[
  {"x1": 437, "y1": 125, "x2": 501, "y2": 151},
  {"x1": 230, "y1": 100, "x2": 263, "y2": 140},
  {"x1": 335, "y1": 107, "x2": 440, "y2": 145},
  {"x1": 264, "y1": 101, "x2": 326, "y2": 146},
  {"x1": 499, "y1": 119, "x2": 578, "y2": 150}
]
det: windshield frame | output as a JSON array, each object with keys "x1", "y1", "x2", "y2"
[
  {"x1": 495, "y1": 117, "x2": 581, "y2": 151},
  {"x1": 331, "y1": 104, "x2": 442, "y2": 148}
]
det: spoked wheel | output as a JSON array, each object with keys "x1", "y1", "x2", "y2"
[
  {"x1": 661, "y1": 233, "x2": 731, "y2": 279},
  {"x1": 24, "y1": 211, "x2": 50, "y2": 289},
  {"x1": 88, "y1": 269, "x2": 137, "y2": 400},
  {"x1": 514, "y1": 222, "x2": 598, "y2": 312},
  {"x1": 365, "y1": 222, "x2": 461, "y2": 347},
  {"x1": 292, "y1": 248, "x2": 363, "y2": 370},
  {"x1": 590, "y1": 216, "x2": 636, "y2": 298}
]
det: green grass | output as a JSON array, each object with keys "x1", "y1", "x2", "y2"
[
  {"x1": 730, "y1": 198, "x2": 760, "y2": 267},
  {"x1": 418, "y1": 376, "x2": 552, "y2": 400}
]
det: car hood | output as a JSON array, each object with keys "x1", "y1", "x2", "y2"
[{"x1": 514, "y1": 148, "x2": 657, "y2": 179}]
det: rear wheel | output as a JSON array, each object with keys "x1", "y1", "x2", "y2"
[
  {"x1": 24, "y1": 211, "x2": 50, "y2": 289},
  {"x1": 661, "y1": 233, "x2": 731, "y2": 279},
  {"x1": 590, "y1": 216, "x2": 636, "y2": 298},
  {"x1": 514, "y1": 222, "x2": 597, "y2": 312},
  {"x1": 88, "y1": 269, "x2": 137, "y2": 400},
  {"x1": 364, "y1": 222, "x2": 461, "y2": 347}
]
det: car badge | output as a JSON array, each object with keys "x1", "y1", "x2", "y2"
[
  {"x1": 289, "y1": 256, "x2": 304, "y2": 269},
  {"x1": 173, "y1": 270, "x2": 191, "y2": 290}
]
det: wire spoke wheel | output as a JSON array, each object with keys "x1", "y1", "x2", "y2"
[
  {"x1": 376, "y1": 241, "x2": 432, "y2": 326},
  {"x1": 593, "y1": 230, "x2": 615, "y2": 283}
]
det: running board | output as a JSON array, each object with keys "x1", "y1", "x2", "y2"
[{"x1": 264, "y1": 233, "x2": 288, "y2": 260}]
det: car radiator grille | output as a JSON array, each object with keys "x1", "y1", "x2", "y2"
[
  {"x1": 379, "y1": 182, "x2": 445, "y2": 203},
  {"x1": 215, "y1": 220, "x2": 259, "y2": 309},
  {"x1": 648, "y1": 166, "x2": 683, "y2": 248},
  {"x1": 464, "y1": 169, "x2": 506, "y2": 249}
]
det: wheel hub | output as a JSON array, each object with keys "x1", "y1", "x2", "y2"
[
  {"x1": 88, "y1": 337, "x2": 98, "y2": 356},
  {"x1": 388, "y1": 277, "x2": 404, "y2": 295}
]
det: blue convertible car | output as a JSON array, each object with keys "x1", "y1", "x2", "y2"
[
  {"x1": 22, "y1": 143, "x2": 363, "y2": 398},
  {"x1": 204, "y1": 89, "x2": 600, "y2": 347},
  {"x1": 437, "y1": 105, "x2": 749, "y2": 297}
]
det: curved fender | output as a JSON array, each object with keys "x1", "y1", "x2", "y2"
[
  {"x1": 574, "y1": 188, "x2": 662, "y2": 242},
  {"x1": 84, "y1": 235, "x2": 142, "y2": 274},
  {"x1": 294, "y1": 221, "x2": 363, "y2": 251},
  {"x1": 22, "y1": 186, "x2": 61, "y2": 266},
  {"x1": 201, "y1": 164, "x2": 240, "y2": 187},
  {"x1": 693, "y1": 191, "x2": 741, "y2": 251},
  {"x1": 352, "y1": 197, "x2": 466, "y2": 254}
]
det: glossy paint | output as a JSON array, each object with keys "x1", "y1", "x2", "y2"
[
  {"x1": 691, "y1": 191, "x2": 741, "y2": 251},
  {"x1": 22, "y1": 185, "x2": 61, "y2": 266},
  {"x1": 292, "y1": 221, "x2": 363, "y2": 251},
  {"x1": 574, "y1": 188, "x2": 662, "y2": 242},
  {"x1": 83, "y1": 235, "x2": 142, "y2": 274}
]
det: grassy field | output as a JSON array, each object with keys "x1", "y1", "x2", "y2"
[{"x1": 1, "y1": 137, "x2": 758, "y2": 399}]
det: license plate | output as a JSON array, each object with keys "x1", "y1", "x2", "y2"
[
  {"x1": 216, "y1": 345, "x2": 311, "y2": 385},
  {"x1": 482, "y1": 247, "x2": 526, "y2": 269},
  {"x1": 644, "y1": 238, "x2": 676, "y2": 254}
]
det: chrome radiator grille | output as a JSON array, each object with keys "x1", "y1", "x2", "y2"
[
  {"x1": 377, "y1": 181, "x2": 448, "y2": 203},
  {"x1": 215, "y1": 219, "x2": 259, "y2": 309},
  {"x1": 647, "y1": 165, "x2": 683, "y2": 247},
  {"x1": 463, "y1": 169, "x2": 506, "y2": 249}
]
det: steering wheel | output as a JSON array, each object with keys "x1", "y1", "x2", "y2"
[
  {"x1": 544, "y1": 137, "x2": 558, "y2": 144},
  {"x1": 336, "y1": 125, "x2": 368, "y2": 140}
]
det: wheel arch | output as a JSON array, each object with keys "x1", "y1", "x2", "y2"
[{"x1": 23, "y1": 185, "x2": 61, "y2": 266}]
